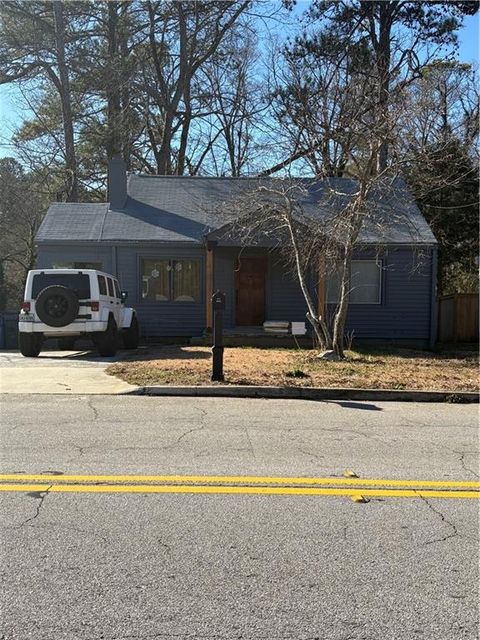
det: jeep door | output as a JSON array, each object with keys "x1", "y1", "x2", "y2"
[
  {"x1": 113, "y1": 279, "x2": 124, "y2": 327},
  {"x1": 97, "y1": 274, "x2": 110, "y2": 321},
  {"x1": 104, "y1": 276, "x2": 120, "y2": 326}
]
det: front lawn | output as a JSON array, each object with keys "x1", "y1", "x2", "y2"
[{"x1": 107, "y1": 346, "x2": 479, "y2": 392}]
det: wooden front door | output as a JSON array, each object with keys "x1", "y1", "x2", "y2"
[{"x1": 235, "y1": 257, "x2": 267, "y2": 326}]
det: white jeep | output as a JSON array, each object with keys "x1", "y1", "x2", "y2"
[{"x1": 18, "y1": 269, "x2": 139, "y2": 357}]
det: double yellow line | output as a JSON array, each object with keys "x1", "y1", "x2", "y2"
[{"x1": 0, "y1": 473, "x2": 479, "y2": 500}]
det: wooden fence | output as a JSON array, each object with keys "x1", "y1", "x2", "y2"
[{"x1": 437, "y1": 294, "x2": 479, "y2": 343}]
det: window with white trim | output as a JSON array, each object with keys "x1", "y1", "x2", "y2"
[
  {"x1": 141, "y1": 259, "x2": 201, "y2": 302},
  {"x1": 326, "y1": 260, "x2": 382, "y2": 304}
]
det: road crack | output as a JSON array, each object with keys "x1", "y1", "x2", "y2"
[
  {"x1": 87, "y1": 397, "x2": 99, "y2": 421},
  {"x1": 18, "y1": 485, "x2": 53, "y2": 527},
  {"x1": 67, "y1": 440, "x2": 98, "y2": 463},
  {"x1": 297, "y1": 446, "x2": 324, "y2": 462},
  {"x1": 418, "y1": 494, "x2": 460, "y2": 545},
  {"x1": 454, "y1": 450, "x2": 479, "y2": 479},
  {"x1": 244, "y1": 427, "x2": 256, "y2": 460},
  {"x1": 167, "y1": 406, "x2": 207, "y2": 449}
]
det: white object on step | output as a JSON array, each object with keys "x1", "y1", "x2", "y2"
[
  {"x1": 290, "y1": 322, "x2": 307, "y2": 335},
  {"x1": 263, "y1": 320, "x2": 289, "y2": 333}
]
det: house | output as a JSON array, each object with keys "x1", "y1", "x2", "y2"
[{"x1": 35, "y1": 158, "x2": 437, "y2": 346}]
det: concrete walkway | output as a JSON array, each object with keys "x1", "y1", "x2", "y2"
[{"x1": 0, "y1": 350, "x2": 139, "y2": 394}]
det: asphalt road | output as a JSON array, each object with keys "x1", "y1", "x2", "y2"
[{"x1": 1, "y1": 395, "x2": 479, "y2": 640}]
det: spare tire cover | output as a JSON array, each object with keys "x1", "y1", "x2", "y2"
[{"x1": 35, "y1": 285, "x2": 80, "y2": 327}]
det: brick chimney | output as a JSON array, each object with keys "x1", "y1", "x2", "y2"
[{"x1": 108, "y1": 156, "x2": 127, "y2": 210}]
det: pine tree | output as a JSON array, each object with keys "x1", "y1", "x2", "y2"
[{"x1": 407, "y1": 137, "x2": 479, "y2": 294}]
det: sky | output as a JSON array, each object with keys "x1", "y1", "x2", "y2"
[
  {"x1": 0, "y1": 6, "x2": 478, "y2": 160},
  {"x1": 457, "y1": 12, "x2": 480, "y2": 62}
]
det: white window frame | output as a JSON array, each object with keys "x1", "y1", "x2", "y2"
[{"x1": 326, "y1": 259, "x2": 383, "y2": 305}]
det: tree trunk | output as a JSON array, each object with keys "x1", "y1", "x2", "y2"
[
  {"x1": 119, "y1": 24, "x2": 132, "y2": 167},
  {"x1": 106, "y1": 1, "x2": 122, "y2": 160},
  {"x1": 332, "y1": 245, "x2": 353, "y2": 358},
  {"x1": 156, "y1": 116, "x2": 174, "y2": 174},
  {"x1": 284, "y1": 208, "x2": 333, "y2": 350},
  {"x1": 176, "y1": 77, "x2": 192, "y2": 175},
  {"x1": 375, "y1": 2, "x2": 392, "y2": 173},
  {"x1": 52, "y1": 1, "x2": 78, "y2": 201}
]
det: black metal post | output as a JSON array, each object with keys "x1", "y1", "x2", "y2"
[{"x1": 211, "y1": 291, "x2": 225, "y2": 382}]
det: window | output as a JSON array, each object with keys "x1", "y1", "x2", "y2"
[
  {"x1": 173, "y1": 260, "x2": 200, "y2": 302},
  {"x1": 32, "y1": 274, "x2": 90, "y2": 300},
  {"x1": 326, "y1": 260, "x2": 382, "y2": 305},
  {"x1": 141, "y1": 259, "x2": 201, "y2": 302},
  {"x1": 114, "y1": 280, "x2": 121, "y2": 299},
  {"x1": 98, "y1": 275, "x2": 107, "y2": 295},
  {"x1": 107, "y1": 278, "x2": 115, "y2": 297},
  {"x1": 142, "y1": 260, "x2": 169, "y2": 301}
]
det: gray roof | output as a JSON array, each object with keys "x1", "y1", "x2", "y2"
[{"x1": 36, "y1": 175, "x2": 436, "y2": 245}]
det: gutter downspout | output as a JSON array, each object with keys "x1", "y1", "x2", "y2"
[
  {"x1": 111, "y1": 245, "x2": 118, "y2": 277},
  {"x1": 429, "y1": 246, "x2": 438, "y2": 348}
]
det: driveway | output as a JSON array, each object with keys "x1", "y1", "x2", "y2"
[{"x1": 0, "y1": 349, "x2": 139, "y2": 394}]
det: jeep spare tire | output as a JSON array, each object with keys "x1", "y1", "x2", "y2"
[{"x1": 35, "y1": 285, "x2": 80, "y2": 327}]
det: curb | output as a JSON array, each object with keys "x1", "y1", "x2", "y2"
[{"x1": 138, "y1": 385, "x2": 479, "y2": 403}]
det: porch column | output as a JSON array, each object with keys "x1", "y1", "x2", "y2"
[{"x1": 205, "y1": 241, "x2": 216, "y2": 332}]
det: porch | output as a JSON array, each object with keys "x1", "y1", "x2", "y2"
[
  {"x1": 191, "y1": 325, "x2": 314, "y2": 347},
  {"x1": 204, "y1": 243, "x2": 325, "y2": 336}
]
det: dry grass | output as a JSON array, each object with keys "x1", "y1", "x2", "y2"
[{"x1": 107, "y1": 345, "x2": 479, "y2": 392}]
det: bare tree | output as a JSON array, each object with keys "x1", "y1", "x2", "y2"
[
  {"x1": 203, "y1": 30, "x2": 264, "y2": 176},
  {"x1": 0, "y1": 1, "x2": 80, "y2": 200},
  {"x1": 0, "y1": 158, "x2": 47, "y2": 309},
  {"x1": 140, "y1": 0, "x2": 250, "y2": 175},
  {"x1": 403, "y1": 61, "x2": 479, "y2": 155},
  {"x1": 222, "y1": 48, "x2": 463, "y2": 357},
  {"x1": 267, "y1": 34, "x2": 374, "y2": 178},
  {"x1": 51, "y1": 1, "x2": 77, "y2": 200}
]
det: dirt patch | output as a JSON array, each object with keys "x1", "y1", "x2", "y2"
[{"x1": 107, "y1": 346, "x2": 479, "y2": 392}]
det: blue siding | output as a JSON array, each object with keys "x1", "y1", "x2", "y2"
[
  {"x1": 341, "y1": 247, "x2": 433, "y2": 342},
  {"x1": 213, "y1": 246, "x2": 434, "y2": 343},
  {"x1": 117, "y1": 245, "x2": 205, "y2": 337},
  {"x1": 267, "y1": 252, "x2": 308, "y2": 320},
  {"x1": 36, "y1": 243, "x2": 205, "y2": 337},
  {"x1": 36, "y1": 244, "x2": 113, "y2": 272},
  {"x1": 36, "y1": 242, "x2": 434, "y2": 342}
]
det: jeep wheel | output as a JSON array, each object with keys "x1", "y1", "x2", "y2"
[
  {"x1": 19, "y1": 332, "x2": 43, "y2": 358},
  {"x1": 123, "y1": 315, "x2": 139, "y2": 349},
  {"x1": 93, "y1": 317, "x2": 118, "y2": 357},
  {"x1": 36, "y1": 285, "x2": 79, "y2": 327},
  {"x1": 57, "y1": 337, "x2": 76, "y2": 350}
]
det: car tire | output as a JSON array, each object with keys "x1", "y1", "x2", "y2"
[
  {"x1": 19, "y1": 332, "x2": 43, "y2": 358},
  {"x1": 57, "y1": 337, "x2": 76, "y2": 350},
  {"x1": 93, "y1": 316, "x2": 118, "y2": 357},
  {"x1": 123, "y1": 315, "x2": 139, "y2": 349},
  {"x1": 36, "y1": 285, "x2": 79, "y2": 327}
]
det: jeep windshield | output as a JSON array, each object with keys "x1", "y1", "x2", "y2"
[{"x1": 31, "y1": 273, "x2": 91, "y2": 300}]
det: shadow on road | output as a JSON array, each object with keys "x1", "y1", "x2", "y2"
[{"x1": 329, "y1": 401, "x2": 383, "y2": 411}]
